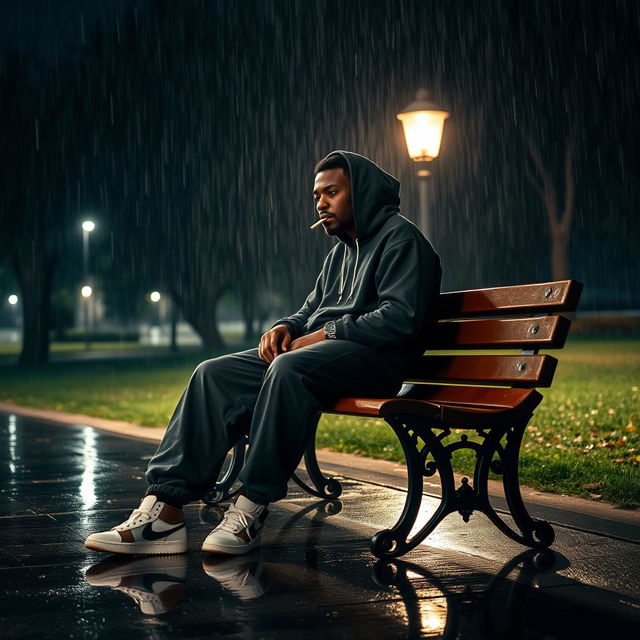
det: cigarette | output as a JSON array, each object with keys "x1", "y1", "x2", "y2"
[{"x1": 309, "y1": 219, "x2": 324, "y2": 230}]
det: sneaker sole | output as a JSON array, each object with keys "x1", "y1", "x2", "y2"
[
  {"x1": 201, "y1": 537, "x2": 261, "y2": 555},
  {"x1": 84, "y1": 539, "x2": 188, "y2": 555}
]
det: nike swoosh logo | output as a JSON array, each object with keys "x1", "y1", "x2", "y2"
[
  {"x1": 247, "y1": 519, "x2": 265, "y2": 539},
  {"x1": 141, "y1": 522, "x2": 185, "y2": 541}
]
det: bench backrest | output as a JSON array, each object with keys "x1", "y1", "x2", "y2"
[{"x1": 408, "y1": 279, "x2": 583, "y2": 389}]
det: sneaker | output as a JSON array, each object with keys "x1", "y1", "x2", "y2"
[
  {"x1": 201, "y1": 497, "x2": 268, "y2": 555},
  {"x1": 84, "y1": 495, "x2": 187, "y2": 555},
  {"x1": 85, "y1": 555, "x2": 187, "y2": 615},
  {"x1": 202, "y1": 556, "x2": 271, "y2": 600}
]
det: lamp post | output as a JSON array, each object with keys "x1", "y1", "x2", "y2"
[
  {"x1": 149, "y1": 291, "x2": 162, "y2": 345},
  {"x1": 81, "y1": 285, "x2": 92, "y2": 350},
  {"x1": 150, "y1": 291, "x2": 161, "y2": 326},
  {"x1": 81, "y1": 220, "x2": 95, "y2": 350},
  {"x1": 82, "y1": 220, "x2": 95, "y2": 277},
  {"x1": 396, "y1": 89, "x2": 450, "y2": 240},
  {"x1": 8, "y1": 295, "x2": 20, "y2": 343}
]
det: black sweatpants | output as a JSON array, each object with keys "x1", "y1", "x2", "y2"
[{"x1": 145, "y1": 341, "x2": 405, "y2": 505}]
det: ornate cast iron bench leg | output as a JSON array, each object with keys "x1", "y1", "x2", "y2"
[
  {"x1": 371, "y1": 415, "x2": 457, "y2": 558},
  {"x1": 291, "y1": 412, "x2": 343, "y2": 500},
  {"x1": 499, "y1": 418, "x2": 555, "y2": 546},
  {"x1": 471, "y1": 418, "x2": 554, "y2": 547},
  {"x1": 370, "y1": 414, "x2": 555, "y2": 559},
  {"x1": 203, "y1": 413, "x2": 342, "y2": 505},
  {"x1": 202, "y1": 437, "x2": 247, "y2": 505}
]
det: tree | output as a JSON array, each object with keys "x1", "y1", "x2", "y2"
[
  {"x1": 525, "y1": 133, "x2": 575, "y2": 280},
  {"x1": 0, "y1": 52, "x2": 91, "y2": 364}
]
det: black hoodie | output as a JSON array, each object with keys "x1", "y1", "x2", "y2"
[{"x1": 271, "y1": 150, "x2": 443, "y2": 374}]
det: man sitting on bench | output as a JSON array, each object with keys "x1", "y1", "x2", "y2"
[{"x1": 84, "y1": 149, "x2": 443, "y2": 556}]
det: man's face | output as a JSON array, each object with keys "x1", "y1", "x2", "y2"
[{"x1": 313, "y1": 168, "x2": 355, "y2": 239}]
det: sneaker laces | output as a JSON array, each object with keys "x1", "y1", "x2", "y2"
[
  {"x1": 113, "y1": 506, "x2": 154, "y2": 531},
  {"x1": 217, "y1": 504, "x2": 252, "y2": 534}
]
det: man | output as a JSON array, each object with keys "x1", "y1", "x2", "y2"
[{"x1": 85, "y1": 150, "x2": 442, "y2": 556}]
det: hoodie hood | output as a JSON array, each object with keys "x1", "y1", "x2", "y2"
[{"x1": 320, "y1": 150, "x2": 400, "y2": 246}]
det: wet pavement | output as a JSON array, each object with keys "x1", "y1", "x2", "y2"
[{"x1": 1, "y1": 412, "x2": 639, "y2": 639}]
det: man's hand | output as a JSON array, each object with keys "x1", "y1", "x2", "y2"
[
  {"x1": 289, "y1": 328, "x2": 326, "y2": 352},
  {"x1": 259, "y1": 325, "x2": 292, "y2": 363}
]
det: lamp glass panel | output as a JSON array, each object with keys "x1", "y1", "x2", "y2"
[{"x1": 398, "y1": 111, "x2": 448, "y2": 160}]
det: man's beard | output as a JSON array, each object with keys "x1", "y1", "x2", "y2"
[{"x1": 324, "y1": 218, "x2": 353, "y2": 237}]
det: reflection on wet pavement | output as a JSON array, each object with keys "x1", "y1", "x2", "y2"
[
  {"x1": 1, "y1": 412, "x2": 639, "y2": 638},
  {"x1": 85, "y1": 555, "x2": 188, "y2": 615}
]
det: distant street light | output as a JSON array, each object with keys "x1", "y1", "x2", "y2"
[
  {"x1": 7, "y1": 294, "x2": 20, "y2": 343},
  {"x1": 81, "y1": 285, "x2": 92, "y2": 350},
  {"x1": 149, "y1": 291, "x2": 162, "y2": 338},
  {"x1": 81, "y1": 220, "x2": 95, "y2": 277},
  {"x1": 396, "y1": 89, "x2": 450, "y2": 239}
]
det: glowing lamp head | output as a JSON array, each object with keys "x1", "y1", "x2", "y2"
[
  {"x1": 81, "y1": 285, "x2": 93, "y2": 298},
  {"x1": 82, "y1": 220, "x2": 95, "y2": 233},
  {"x1": 8, "y1": 294, "x2": 18, "y2": 305},
  {"x1": 150, "y1": 291, "x2": 161, "y2": 303},
  {"x1": 396, "y1": 89, "x2": 449, "y2": 162}
]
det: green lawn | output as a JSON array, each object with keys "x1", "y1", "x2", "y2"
[
  {"x1": 0, "y1": 337, "x2": 638, "y2": 507},
  {"x1": 0, "y1": 341, "x2": 164, "y2": 355}
]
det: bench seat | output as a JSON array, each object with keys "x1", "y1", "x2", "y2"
[{"x1": 330, "y1": 385, "x2": 543, "y2": 427}]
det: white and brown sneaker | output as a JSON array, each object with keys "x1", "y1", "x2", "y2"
[
  {"x1": 84, "y1": 495, "x2": 187, "y2": 555},
  {"x1": 85, "y1": 555, "x2": 187, "y2": 614},
  {"x1": 201, "y1": 496, "x2": 268, "y2": 555},
  {"x1": 202, "y1": 556, "x2": 270, "y2": 600}
]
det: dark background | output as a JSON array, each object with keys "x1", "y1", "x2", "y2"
[{"x1": 1, "y1": 0, "x2": 638, "y2": 361}]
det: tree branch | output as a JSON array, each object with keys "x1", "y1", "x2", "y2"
[
  {"x1": 525, "y1": 132, "x2": 560, "y2": 233},
  {"x1": 524, "y1": 163, "x2": 545, "y2": 201}
]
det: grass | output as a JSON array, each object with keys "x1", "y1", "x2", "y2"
[
  {"x1": 0, "y1": 337, "x2": 638, "y2": 508},
  {"x1": 0, "y1": 333, "x2": 246, "y2": 357},
  {"x1": 0, "y1": 341, "x2": 164, "y2": 356}
]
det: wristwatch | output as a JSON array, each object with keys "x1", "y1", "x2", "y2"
[{"x1": 323, "y1": 320, "x2": 337, "y2": 340}]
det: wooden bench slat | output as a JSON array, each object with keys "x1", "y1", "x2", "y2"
[
  {"x1": 406, "y1": 354, "x2": 558, "y2": 388},
  {"x1": 437, "y1": 279, "x2": 583, "y2": 319},
  {"x1": 329, "y1": 386, "x2": 543, "y2": 427},
  {"x1": 427, "y1": 314, "x2": 571, "y2": 349},
  {"x1": 396, "y1": 384, "x2": 538, "y2": 409}
]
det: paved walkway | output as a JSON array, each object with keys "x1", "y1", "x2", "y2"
[{"x1": 1, "y1": 409, "x2": 639, "y2": 639}]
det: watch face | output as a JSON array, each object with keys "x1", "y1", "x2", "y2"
[{"x1": 325, "y1": 321, "x2": 336, "y2": 338}]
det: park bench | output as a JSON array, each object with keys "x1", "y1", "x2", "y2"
[{"x1": 204, "y1": 278, "x2": 583, "y2": 559}]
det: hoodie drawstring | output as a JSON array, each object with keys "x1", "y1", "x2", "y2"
[{"x1": 337, "y1": 238, "x2": 360, "y2": 303}]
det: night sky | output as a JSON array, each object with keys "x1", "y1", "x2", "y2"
[{"x1": 1, "y1": 1, "x2": 638, "y2": 320}]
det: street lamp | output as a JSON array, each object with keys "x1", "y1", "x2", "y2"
[
  {"x1": 81, "y1": 285, "x2": 92, "y2": 350},
  {"x1": 81, "y1": 220, "x2": 95, "y2": 278},
  {"x1": 81, "y1": 220, "x2": 95, "y2": 350},
  {"x1": 396, "y1": 89, "x2": 450, "y2": 239},
  {"x1": 149, "y1": 291, "x2": 162, "y2": 344},
  {"x1": 7, "y1": 295, "x2": 20, "y2": 343}
]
